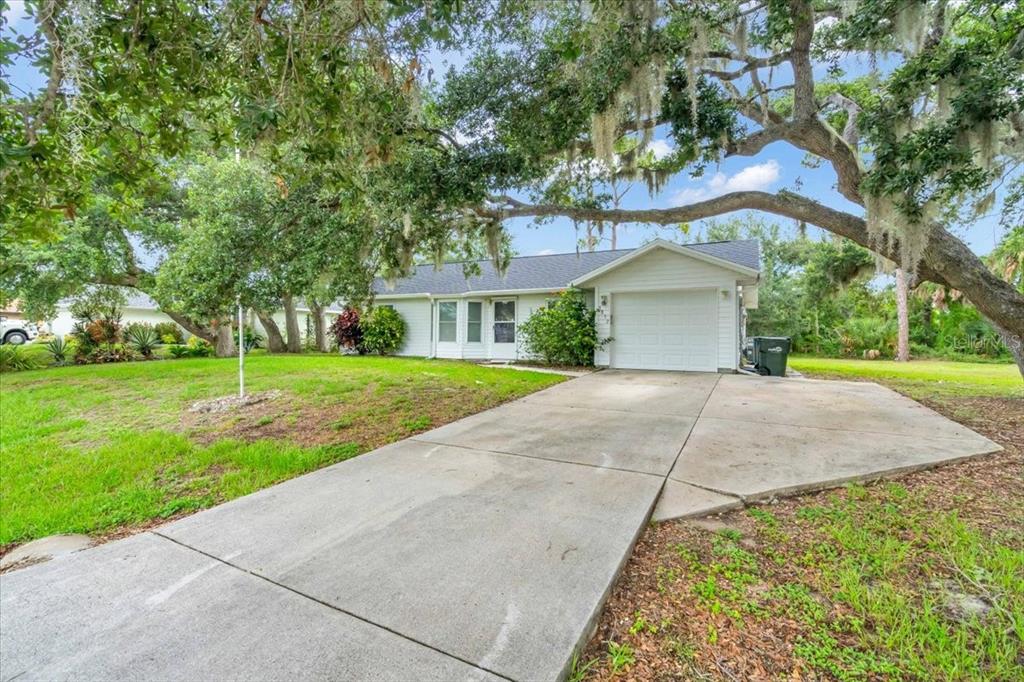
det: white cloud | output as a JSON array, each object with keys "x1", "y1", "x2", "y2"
[
  {"x1": 535, "y1": 248, "x2": 557, "y2": 256},
  {"x1": 670, "y1": 160, "x2": 781, "y2": 205},
  {"x1": 648, "y1": 139, "x2": 674, "y2": 161}
]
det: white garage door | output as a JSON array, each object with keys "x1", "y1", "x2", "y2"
[{"x1": 611, "y1": 290, "x2": 718, "y2": 371}]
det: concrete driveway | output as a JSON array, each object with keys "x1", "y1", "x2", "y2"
[{"x1": 0, "y1": 370, "x2": 999, "y2": 681}]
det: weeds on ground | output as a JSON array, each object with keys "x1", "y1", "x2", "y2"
[{"x1": 582, "y1": 479, "x2": 1024, "y2": 681}]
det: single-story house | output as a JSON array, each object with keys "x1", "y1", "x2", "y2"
[
  {"x1": 45, "y1": 238, "x2": 759, "y2": 371},
  {"x1": 374, "y1": 238, "x2": 760, "y2": 372}
]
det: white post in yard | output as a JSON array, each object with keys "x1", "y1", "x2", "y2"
[{"x1": 237, "y1": 295, "x2": 245, "y2": 399}]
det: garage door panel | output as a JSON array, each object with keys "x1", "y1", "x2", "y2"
[{"x1": 612, "y1": 290, "x2": 718, "y2": 372}]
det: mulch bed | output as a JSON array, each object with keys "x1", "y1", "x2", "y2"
[{"x1": 579, "y1": 389, "x2": 1023, "y2": 681}]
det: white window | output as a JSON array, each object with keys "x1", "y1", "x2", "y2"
[
  {"x1": 438, "y1": 301, "x2": 458, "y2": 343},
  {"x1": 467, "y1": 301, "x2": 482, "y2": 343},
  {"x1": 493, "y1": 300, "x2": 515, "y2": 343}
]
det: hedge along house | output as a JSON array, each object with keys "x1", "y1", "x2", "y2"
[{"x1": 374, "y1": 238, "x2": 761, "y2": 372}]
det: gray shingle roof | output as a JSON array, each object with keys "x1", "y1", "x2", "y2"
[{"x1": 373, "y1": 239, "x2": 759, "y2": 296}]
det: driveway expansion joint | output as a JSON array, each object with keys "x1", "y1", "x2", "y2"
[
  {"x1": 150, "y1": 531, "x2": 514, "y2": 682},
  {"x1": 408, "y1": 437, "x2": 668, "y2": 479},
  {"x1": 667, "y1": 477, "x2": 746, "y2": 504}
]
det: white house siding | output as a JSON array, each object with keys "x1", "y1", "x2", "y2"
[
  {"x1": 385, "y1": 299, "x2": 432, "y2": 356},
  {"x1": 587, "y1": 248, "x2": 740, "y2": 371},
  {"x1": 396, "y1": 292, "x2": 558, "y2": 361},
  {"x1": 49, "y1": 307, "x2": 186, "y2": 337}
]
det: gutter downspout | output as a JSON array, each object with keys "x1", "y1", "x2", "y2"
[{"x1": 427, "y1": 295, "x2": 435, "y2": 359}]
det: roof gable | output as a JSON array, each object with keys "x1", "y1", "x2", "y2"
[{"x1": 570, "y1": 239, "x2": 760, "y2": 286}]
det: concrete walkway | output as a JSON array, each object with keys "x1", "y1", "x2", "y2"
[{"x1": 0, "y1": 370, "x2": 1000, "y2": 681}]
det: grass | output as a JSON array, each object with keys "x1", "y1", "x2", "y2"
[
  {"x1": 584, "y1": 472, "x2": 1024, "y2": 681},
  {"x1": 581, "y1": 356, "x2": 1022, "y2": 681},
  {"x1": 788, "y1": 356, "x2": 1022, "y2": 400},
  {"x1": 0, "y1": 352, "x2": 563, "y2": 550}
]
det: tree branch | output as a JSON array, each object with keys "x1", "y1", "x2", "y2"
[
  {"x1": 701, "y1": 50, "x2": 790, "y2": 81},
  {"x1": 483, "y1": 189, "x2": 917, "y2": 272},
  {"x1": 789, "y1": 0, "x2": 817, "y2": 120},
  {"x1": 822, "y1": 92, "x2": 861, "y2": 146},
  {"x1": 32, "y1": 0, "x2": 66, "y2": 144}
]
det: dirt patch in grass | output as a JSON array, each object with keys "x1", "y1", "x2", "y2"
[
  {"x1": 579, "y1": 394, "x2": 1023, "y2": 681},
  {"x1": 184, "y1": 383, "x2": 510, "y2": 451}
]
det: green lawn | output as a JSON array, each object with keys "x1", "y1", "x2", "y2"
[
  {"x1": 0, "y1": 353, "x2": 563, "y2": 549},
  {"x1": 789, "y1": 356, "x2": 1023, "y2": 400}
]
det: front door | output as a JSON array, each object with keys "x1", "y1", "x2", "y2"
[{"x1": 491, "y1": 299, "x2": 517, "y2": 360}]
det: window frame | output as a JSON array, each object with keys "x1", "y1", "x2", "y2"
[
  {"x1": 466, "y1": 301, "x2": 483, "y2": 344},
  {"x1": 438, "y1": 300, "x2": 458, "y2": 343},
  {"x1": 492, "y1": 299, "x2": 516, "y2": 344}
]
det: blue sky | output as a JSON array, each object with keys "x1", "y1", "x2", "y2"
[{"x1": 2, "y1": 1, "x2": 1008, "y2": 258}]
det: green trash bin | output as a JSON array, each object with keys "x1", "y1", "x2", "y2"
[{"x1": 753, "y1": 336, "x2": 791, "y2": 376}]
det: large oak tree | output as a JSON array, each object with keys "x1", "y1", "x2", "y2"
[{"x1": 426, "y1": 0, "x2": 1024, "y2": 373}]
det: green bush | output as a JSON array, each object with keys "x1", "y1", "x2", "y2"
[
  {"x1": 519, "y1": 287, "x2": 609, "y2": 366},
  {"x1": 932, "y1": 303, "x2": 1008, "y2": 359},
  {"x1": 153, "y1": 322, "x2": 184, "y2": 344},
  {"x1": 185, "y1": 336, "x2": 214, "y2": 357},
  {"x1": 124, "y1": 321, "x2": 154, "y2": 340},
  {"x1": 167, "y1": 337, "x2": 213, "y2": 359},
  {"x1": 836, "y1": 316, "x2": 896, "y2": 357},
  {"x1": 0, "y1": 345, "x2": 40, "y2": 372},
  {"x1": 361, "y1": 306, "x2": 406, "y2": 355},
  {"x1": 126, "y1": 325, "x2": 160, "y2": 358},
  {"x1": 242, "y1": 326, "x2": 263, "y2": 352}
]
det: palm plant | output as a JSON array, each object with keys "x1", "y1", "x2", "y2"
[
  {"x1": 44, "y1": 336, "x2": 69, "y2": 365},
  {"x1": 0, "y1": 346, "x2": 39, "y2": 372},
  {"x1": 126, "y1": 325, "x2": 159, "y2": 358}
]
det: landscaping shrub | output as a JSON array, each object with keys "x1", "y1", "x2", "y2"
[
  {"x1": 330, "y1": 307, "x2": 363, "y2": 352},
  {"x1": 836, "y1": 316, "x2": 896, "y2": 358},
  {"x1": 186, "y1": 336, "x2": 214, "y2": 357},
  {"x1": 519, "y1": 287, "x2": 609, "y2": 366},
  {"x1": 166, "y1": 337, "x2": 214, "y2": 359},
  {"x1": 126, "y1": 325, "x2": 160, "y2": 358},
  {"x1": 361, "y1": 307, "x2": 406, "y2": 355},
  {"x1": 44, "y1": 336, "x2": 70, "y2": 365},
  {"x1": 932, "y1": 303, "x2": 1008, "y2": 359},
  {"x1": 242, "y1": 326, "x2": 263, "y2": 352},
  {"x1": 0, "y1": 345, "x2": 39, "y2": 372},
  {"x1": 70, "y1": 305, "x2": 132, "y2": 364},
  {"x1": 124, "y1": 321, "x2": 154, "y2": 340},
  {"x1": 153, "y1": 322, "x2": 184, "y2": 344}
]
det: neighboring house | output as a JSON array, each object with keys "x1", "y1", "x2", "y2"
[
  {"x1": 374, "y1": 238, "x2": 760, "y2": 372},
  {"x1": 49, "y1": 292, "x2": 345, "y2": 340},
  {"x1": 1, "y1": 300, "x2": 29, "y2": 323}
]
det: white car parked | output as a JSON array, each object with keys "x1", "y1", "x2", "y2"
[{"x1": 0, "y1": 317, "x2": 38, "y2": 345}]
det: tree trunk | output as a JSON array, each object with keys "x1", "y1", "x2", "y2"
[
  {"x1": 162, "y1": 310, "x2": 216, "y2": 343},
  {"x1": 993, "y1": 321, "x2": 1024, "y2": 377},
  {"x1": 213, "y1": 319, "x2": 236, "y2": 358},
  {"x1": 895, "y1": 268, "x2": 910, "y2": 362},
  {"x1": 283, "y1": 293, "x2": 301, "y2": 353},
  {"x1": 256, "y1": 310, "x2": 286, "y2": 353},
  {"x1": 311, "y1": 301, "x2": 328, "y2": 352}
]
